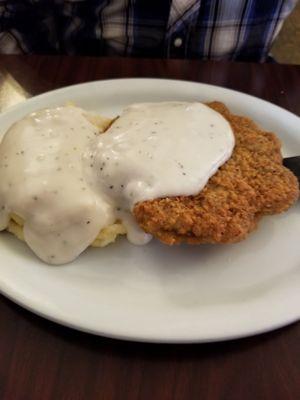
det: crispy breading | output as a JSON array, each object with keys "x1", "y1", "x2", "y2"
[{"x1": 133, "y1": 102, "x2": 299, "y2": 245}]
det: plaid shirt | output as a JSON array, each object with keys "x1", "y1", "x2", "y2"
[{"x1": 0, "y1": 0, "x2": 297, "y2": 61}]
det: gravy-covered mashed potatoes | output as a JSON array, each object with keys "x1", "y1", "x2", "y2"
[{"x1": 0, "y1": 103, "x2": 234, "y2": 264}]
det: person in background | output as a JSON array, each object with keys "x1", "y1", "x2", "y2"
[{"x1": 0, "y1": 0, "x2": 297, "y2": 62}]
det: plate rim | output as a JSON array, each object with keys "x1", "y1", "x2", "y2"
[
  {"x1": 3, "y1": 77, "x2": 300, "y2": 124},
  {"x1": 1, "y1": 283, "x2": 299, "y2": 343}
]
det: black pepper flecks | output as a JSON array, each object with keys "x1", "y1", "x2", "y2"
[
  {"x1": 86, "y1": 220, "x2": 90, "y2": 224},
  {"x1": 176, "y1": 160, "x2": 184, "y2": 169},
  {"x1": 109, "y1": 185, "x2": 114, "y2": 189}
]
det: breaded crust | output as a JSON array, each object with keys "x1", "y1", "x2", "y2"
[{"x1": 133, "y1": 102, "x2": 299, "y2": 245}]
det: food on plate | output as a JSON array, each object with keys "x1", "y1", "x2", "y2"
[
  {"x1": 7, "y1": 213, "x2": 126, "y2": 248},
  {"x1": 134, "y1": 102, "x2": 299, "y2": 244},
  {"x1": 0, "y1": 105, "x2": 128, "y2": 264},
  {"x1": 0, "y1": 101, "x2": 298, "y2": 264}
]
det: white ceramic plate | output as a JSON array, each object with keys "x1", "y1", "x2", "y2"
[{"x1": 0, "y1": 79, "x2": 299, "y2": 343}]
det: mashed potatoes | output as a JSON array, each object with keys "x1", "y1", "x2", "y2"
[
  {"x1": 3, "y1": 106, "x2": 127, "y2": 250},
  {"x1": 7, "y1": 213, "x2": 126, "y2": 248}
]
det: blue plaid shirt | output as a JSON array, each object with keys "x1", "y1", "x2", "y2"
[{"x1": 0, "y1": 0, "x2": 297, "y2": 61}]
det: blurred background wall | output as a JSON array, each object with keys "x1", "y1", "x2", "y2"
[{"x1": 272, "y1": 1, "x2": 300, "y2": 64}]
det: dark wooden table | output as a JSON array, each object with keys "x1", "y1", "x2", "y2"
[{"x1": 0, "y1": 56, "x2": 299, "y2": 400}]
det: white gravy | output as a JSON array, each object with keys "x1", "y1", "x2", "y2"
[{"x1": 0, "y1": 102, "x2": 234, "y2": 264}]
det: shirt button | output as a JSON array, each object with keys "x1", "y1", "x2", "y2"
[{"x1": 173, "y1": 37, "x2": 183, "y2": 48}]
